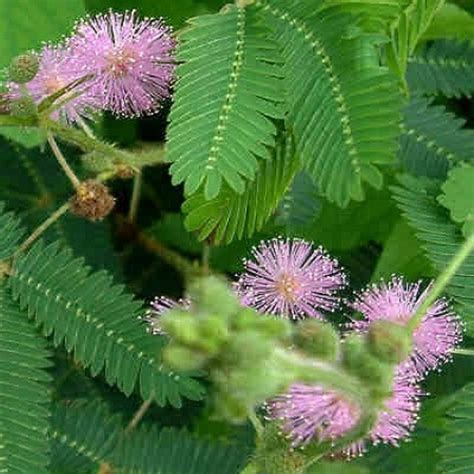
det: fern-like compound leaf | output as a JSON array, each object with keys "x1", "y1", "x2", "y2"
[
  {"x1": 439, "y1": 382, "x2": 474, "y2": 474},
  {"x1": 0, "y1": 201, "x2": 24, "y2": 260},
  {"x1": 9, "y1": 241, "x2": 204, "y2": 407},
  {"x1": 167, "y1": 5, "x2": 284, "y2": 200},
  {"x1": 50, "y1": 401, "x2": 121, "y2": 474},
  {"x1": 257, "y1": 0, "x2": 401, "y2": 207},
  {"x1": 392, "y1": 175, "x2": 474, "y2": 334},
  {"x1": 183, "y1": 133, "x2": 299, "y2": 244},
  {"x1": 113, "y1": 426, "x2": 249, "y2": 474},
  {"x1": 407, "y1": 40, "x2": 474, "y2": 97},
  {"x1": 399, "y1": 96, "x2": 474, "y2": 179},
  {"x1": 0, "y1": 286, "x2": 51, "y2": 474}
]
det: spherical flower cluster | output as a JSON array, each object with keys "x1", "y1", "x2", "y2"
[
  {"x1": 69, "y1": 10, "x2": 175, "y2": 117},
  {"x1": 7, "y1": 10, "x2": 175, "y2": 122},
  {"x1": 349, "y1": 277, "x2": 462, "y2": 380},
  {"x1": 235, "y1": 238, "x2": 346, "y2": 320}
]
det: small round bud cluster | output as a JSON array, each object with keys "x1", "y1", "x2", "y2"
[
  {"x1": 293, "y1": 319, "x2": 340, "y2": 361},
  {"x1": 368, "y1": 320, "x2": 412, "y2": 365},
  {"x1": 69, "y1": 180, "x2": 115, "y2": 221},
  {"x1": 8, "y1": 53, "x2": 40, "y2": 84},
  {"x1": 9, "y1": 97, "x2": 37, "y2": 118}
]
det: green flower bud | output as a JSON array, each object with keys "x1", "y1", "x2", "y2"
[
  {"x1": 162, "y1": 345, "x2": 209, "y2": 372},
  {"x1": 188, "y1": 276, "x2": 240, "y2": 318},
  {"x1": 368, "y1": 320, "x2": 412, "y2": 365},
  {"x1": 254, "y1": 423, "x2": 307, "y2": 474},
  {"x1": 342, "y1": 334, "x2": 393, "y2": 401},
  {"x1": 8, "y1": 53, "x2": 39, "y2": 84},
  {"x1": 233, "y1": 308, "x2": 291, "y2": 340},
  {"x1": 197, "y1": 315, "x2": 230, "y2": 354},
  {"x1": 293, "y1": 319, "x2": 340, "y2": 361},
  {"x1": 9, "y1": 96, "x2": 37, "y2": 118}
]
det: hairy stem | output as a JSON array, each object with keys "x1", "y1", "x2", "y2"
[
  {"x1": 46, "y1": 132, "x2": 81, "y2": 189},
  {"x1": 453, "y1": 348, "x2": 474, "y2": 357},
  {"x1": 408, "y1": 232, "x2": 474, "y2": 332},
  {"x1": 17, "y1": 202, "x2": 70, "y2": 253},
  {"x1": 128, "y1": 173, "x2": 142, "y2": 222},
  {"x1": 125, "y1": 397, "x2": 154, "y2": 434}
]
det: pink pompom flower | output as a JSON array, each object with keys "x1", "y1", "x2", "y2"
[
  {"x1": 267, "y1": 366, "x2": 422, "y2": 455},
  {"x1": 235, "y1": 238, "x2": 346, "y2": 320},
  {"x1": 68, "y1": 10, "x2": 176, "y2": 117},
  {"x1": 142, "y1": 296, "x2": 191, "y2": 335},
  {"x1": 8, "y1": 45, "x2": 98, "y2": 123},
  {"x1": 349, "y1": 277, "x2": 462, "y2": 379}
]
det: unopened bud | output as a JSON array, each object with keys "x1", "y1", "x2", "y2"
[
  {"x1": 70, "y1": 180, "x2": 115, "y2": 221},
  {"x1": 342, "y1": 334, "x2": 393, "y2": 400},
  {"x1": 10, "y1": 96, "x2": 37, "y2": 118},
  {"x1": 368, "y1": 320, "x2": 412, "y2": 365},
  {"x1": 293, "y1": 319, "x2": 340, "y2": 361},
  {"x1": 9, "y1": 53, "x2": 39, "y2": 84},
  {"x1": 163, "y1": 345, "x2": 208, "y2": 372}
]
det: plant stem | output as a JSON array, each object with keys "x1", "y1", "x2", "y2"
[
  {"x1": 128, "y1": 173, "x2": 142, "y2": 223},
  {"x1": 17, "y1": 202, "x2": 70, "y2": 253},
  {"x1": 46, "y1": 132, "x2": 81, "y2": 190},
  {"x1": 407, "y1": 232, "x2": 474, "y2": 332},
  {"x1": 76, "y1": 116, "x2": 95, "y2": 139},
  {"x1": 453, "y1": 348, "x2": 474, "y2": 357},
  {"x1": 202, "y1": 243, "x2": 211, "y2": 274},
  {"x1": 125, "y1": 397, "x2": 154, "y2": 434}
]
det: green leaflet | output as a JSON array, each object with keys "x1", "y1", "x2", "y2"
[
  {"x1": 167, "y1": 5, "x2": 284, "y2": 200},
  {"x1": 439, "y1": 383, "x2": 474, "y2": 474},
  {"x1": 0, "y1": 286, "x2": 52, "y2": 474},
  {"x1": 399, "y1": 96, "x2": 474, "y2": 179},
  {"x1": 423, "y1": 3, "x2": 474, "y2": 41},
  {"x1": 0, "y1": 201, "x2": 24, "y2": 260},
  {"x1": 438, "y1": 163, "x2": 474, "y2": 238},
  {"x1": 183, "y1": 133, "x2": 299, "y2": 244},
  {"x1": 386, "y1": 0, "x2": 445, "y2": 79},
  {"x1": 9, "y1": 240, "x2": 205, "y2": 407},
  {"x1": 50, "y1": 401, "x2": 121, "y2": 473},
  {"x1": 407, "y1": 40, "x2": 474, "y2": 97},
  {"x1": 392, "y1": 175, "x2": 474, "y2": 334},
  {"x1": 257, "y1": 0, "x2": 401, "y2": 207},
  {"x1": 50, "y1": 399, "x2": 250, "y2": 474}
]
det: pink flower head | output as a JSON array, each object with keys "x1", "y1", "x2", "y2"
[
  {"x1": 69, "y1": 10, "x2": 175, "y2": 117},
  {"x1": 267, "y1": 367, "x2": 422, "y2": 454},
  {"x1": 266, "y1": 383, "x2": 361, "y2": 448},
  {"x1": 349, "y1": 277, "x2": 462, "y2": 379},
  {"x1": 235, "y1": 238, "x2": 346, "y2": 319},
  {"x1": 8, "y1": 45, "x2": 98, "y2": 123},
  {"x1": 142, "y1": 296, "x2": 191, "y2": 335}
]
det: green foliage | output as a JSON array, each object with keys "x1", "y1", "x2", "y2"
[
  {"x1": 392, "y1": 175, "x2": 474, "y2": 334},
  {"x1": 407, "y1": 40, "x2": 474, "y2": 97},
  {"x1": 51, "y1": 398, "x2": 249, "y2": 474},
  {"x1": 167, "y1": 5, "x2": 284, "y2": 199},
  {"x1": 113, "y1": 425, "x2": 249, "y2": 473},
  {"x1": 9, "y1": 240, "x2": 204, "y2": 407},
  {"x1": 399, "y1": 96, "x2": 474, "y2": 179},
  {"x1": 423, "y1": 3, "x2": 474, "y2": 40},
  {"x1": 0, "y1": 138, "x2": 118, "y2": 272},
  {"x1": 50, "y1": 401, "x2": 121, "y2": 474},
  {"x1": 183, "y1": 133, "x2": 299, "y2": 244},
  {"x1": 258, "y1": 0, "x2": 401, "y2": 206},
  {"x1": 439, "y1": 383, "x2": 474, "y2": 474},
  {"x1": 372, "y1": 219, "x2": 434, "y2": 281},
  {"x1": 386, "y1": 0, "x2": 444, "y2": 78},
  {"x1": 0, "y1": 201, "x2": 24, "y2": 260},
  {"x1": 438, "y1": 163, "x2": 474, "y2": 237},
  {"x1": 274, "y1": 172, "x2": 321, "y2": 234},
  {"x1": 0, "y1": 286, "x2": 51, "y2": 474}
]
